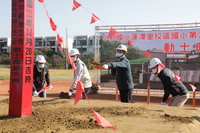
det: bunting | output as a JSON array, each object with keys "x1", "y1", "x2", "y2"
[
  {"x1": 144, "y1": 51, "x2": 151, "y2": 59},
  {"x1": 108, "y1": 27, "x2": 118, "y2": 39},
  {"x1": 66, "y1": 53, "x2": 77, "y2": 71},
  {"x1": 38, "y1": 1, "x2": 115, "y2": 131},
  {"x1": 38, "y1": 0, "x2": 44, "y2": 3},
  {"x1": 158, "y1": 63, "x2": 166, "y2": 72},
  {"x1": 49, "y1": 17, "x2": 57, "y2": 31},
  {"x1": 72, "y1": 0, "x2": 82, "y2": 11},
  {"x1": 127, "y1": 40, "x2": 134, "y2": 45},
  {"x1": 74, "y1": 81, "x2": 84, "y2": 105},
  {"x1": 93, "y1": 111, "x2": 115, "y2": 131},
  {"x1": 59, "y1": 46, "x2": 62, "y2": 52},
  {"x1": 189, "y1": 83, "x2": 197, "y2": 92},
  {"x1": 90, "y1": 13, "x2": 100, "y2": 24},
  {"x1": 174, "y1": 74, "x2": 181, "y2": 83},
  {"x1": 57, "y1": 33, "x2": 63, "y2": 45}
]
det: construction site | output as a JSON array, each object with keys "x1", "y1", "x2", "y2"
[{"x1": 1, "y1": 0, "x2": 200, "y2": 133}]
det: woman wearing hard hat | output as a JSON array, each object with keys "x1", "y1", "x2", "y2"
[
  {"x1": 33, "y1": 55, "x2": 51, "y2": 98},
  {"x1": 68, "y1": 48, "x2": 92, "y2": 99},
  {"x1": 106, "y1": 44, "x2": 134, "y2": 103},
  {"x1": 149, "y1": 58, "x2": 189, "y2": 106}
]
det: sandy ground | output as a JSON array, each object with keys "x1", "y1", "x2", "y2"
[
  {"x1": 1, "y1": 80, "x2": 200, "y2": 132},
  {"x1": 1, "y1": 80, "x2": 200, "y2": 107},
  {"x1": 0, "y1": 97, "x2": 200, "y2": 133}
]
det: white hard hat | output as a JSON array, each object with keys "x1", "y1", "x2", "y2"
[
  {"x1": 36, "y1": 55, "x2": 46, "y2": 63},
  {"x1": 149, "y1": 58, "x2": 161, "y2": 69},
  {"x1": 70, "y1": 48, "x2": 80, "y2": 56},
  {"x1": 117, "y1": 44, "x2": 127, "y2": 53}
]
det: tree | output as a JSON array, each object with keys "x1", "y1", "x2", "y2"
[
  {"x1": 0, "y1": 53, "x2": 10, "y2": 65},
  {"x1": 80, "y1": 52, "x2": 94, "y2": 70},
  {"x1": 100, "y1": 40, "x2": 120, "y2": 64},
  {"x1": 100, "y1": 40, "x2": 143, "y2": 63},
  {"x1": 34, "y1": 48, "x2": 66, "y2": 69}
]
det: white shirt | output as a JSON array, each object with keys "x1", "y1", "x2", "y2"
[{"x1": 70, "y1": 59, "x2": 92, "y2": 90}]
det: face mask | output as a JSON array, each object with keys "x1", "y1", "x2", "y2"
[
  {"x1": 38, "y1": 64, "x2": 45, "y2": 69},
  {"x1": 116, "y1": 53, "x2": 123, "y2": 58},
  {"x1": 71, "y1": 57, "x2": 77, "y2": 62},
  {"x1": 151, "y1": 68, "x2": 158, "y2": 74}
]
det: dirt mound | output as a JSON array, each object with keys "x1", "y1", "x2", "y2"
[
  {"x1": 0, "y1": 97, "x2": 200, "y2": 133},
  {"x1": 161, "y1": 113, "x2": 193, "y2": 123},
  {"x1": 59, "y1": 92, "x2": 71, "y2": 99},
  {"x1": 0, "y1": 98, "x2": 8, "y2": 104}
]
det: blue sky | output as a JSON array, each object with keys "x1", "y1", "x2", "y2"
[{"x1": 1, "y1": 0, "x2": 200, "y2": 39}]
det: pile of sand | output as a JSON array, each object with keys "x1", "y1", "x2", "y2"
[{"x1": 0, "y1": 97, "x2": 200, "y2": 133}]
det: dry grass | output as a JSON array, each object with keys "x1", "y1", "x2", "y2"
[
  {"x1": 0, "y1": 68, "x2": 10, "y2": 80},
  {"x1": 0, "y1": 67, "x2": 95, "y2": 80}
]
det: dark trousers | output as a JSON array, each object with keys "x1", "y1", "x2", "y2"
[
  {"x1": 119, "y1": 89, "x2": 133, "y2": 103},
  {"x1": 82, "y1": 88, "x2": 90, "y2": 99}
]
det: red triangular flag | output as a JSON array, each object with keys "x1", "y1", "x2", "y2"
[
  {"x1": 93, "y1": 111, "x2": 115, "y2": 131},
  {"x1": 174, "y1": 74, "x2": 181, "y2": 83},
  {"x1": 38, "y1": 0, "x2": 44, "y2": 3},
  {"x1": 158, "y1": 63, "x2": 166, "y2": 72},
  {"x1": 74, "y1": 81, "x2": 84, "y2": 105},
  {"x1": 66, "y1": 53, "x2": 77, "y2": 71},
  {"x1": 90, "y1": 13, "x2": 100, "y2": 24},
  {"x1": 59, "y1": 46, "x2": 62, "y2": 52},
  {"x1": 49, "y1": 17, "x2": 57, "y2": 31},
  {"x1": 144, "y1": 51, "x2": 151, "y2": 59},
  {"x1": 72, "y1": 0, "x2": 82, "y2": 11},
  {"x1": 108, "y1": 27, "x2": 118, "y2": 39},
  {"x1": 57, "y1": 34, "x2": 63, "y2": 45},
  {"x1": 127, "y1": 40, "x2": 134, "y2": 45},
  {"x1": 189, "y1": 83, "x2": 197, "y2": 92}
]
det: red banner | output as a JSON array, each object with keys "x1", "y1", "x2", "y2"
[{"x1": 9, "y1": 0, "x2": 35, "y2": 117}]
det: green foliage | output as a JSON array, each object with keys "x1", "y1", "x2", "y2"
[
  {"x1": 126, "y1": 46, "x2": 144, "y2": 60},
  {"x1": 100, "y1": 40, "x2": 145, "y2": 80},
  {"x1": 34, "y1": 48, "x2": 66, "y2": 69},
  {"x1": 100, "y1": 40, "x2": 144, "y2": 63},
  {"x1": 0, "y1": 53, "x2": 10, "y2": 65},
  {"x1": 80, "y1": 52, "x2": 94, "y2": 70},
  {"x1": 100, "y1": 40, "x2": 120, "y2": 64}
]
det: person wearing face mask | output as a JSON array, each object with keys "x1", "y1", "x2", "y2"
[
  {"x1": 33, "y1": 55, "x2": 51, "y2": 98},
  {"x1": 106, "y1": 44, "x2": 134, "y2": 103},
  {"x1": 68, "y1": 49, "x2": 92, "y2": 99},
  {"x1": 149, "y1": 58, "x2": 189, "y2": 107}
]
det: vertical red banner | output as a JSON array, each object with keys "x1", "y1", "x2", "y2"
[{"x1": 9, "y1": 0, "x2": 35, "y2": 117}]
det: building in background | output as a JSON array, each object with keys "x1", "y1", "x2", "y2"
[
  {"x1": 0, "y1": 38, "x2": 11, "y2": 53},
  {"x1": 62, "y1": 37, "x2": 73, "y2": 53},
  {"x1": 0, "y1": 36, "x2": 73, "y2": 54},
  {"x1": 73, "y1": 35, "x2": 95, "y2": 54}
]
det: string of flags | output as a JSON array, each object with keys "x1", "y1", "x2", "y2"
[
  {"x1": 37, "y1": 1, "x2": 115, "y2": 131},
  {"x1": 37, "y1": 1, "x2": 198, "y2": 130},
  {"x1": 72, "y1": 0, "x2": 133, "y2": 46}
]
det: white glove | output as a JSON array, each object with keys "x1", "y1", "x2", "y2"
[
  {"x1": 68, "y1": 90, "x2": 72, "y2": 96},
  {"x1": 33, "y1": 91, "x2": 38, "y2": 97},
  {"x1": 160, "y1": 102, "x2": 165, "y2": 106},
  {"x1": 102, "y1": 64, "x2": 109, "y2": 69}
]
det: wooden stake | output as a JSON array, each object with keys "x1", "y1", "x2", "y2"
[
  {"x1": 115, "y1": 83, "x2": 118, "y2": 102},
  {"x1": 193, "y1": 91, "x2": 195, "y2": 108},
  {"x1": 147, "y1": 81, "x2": 150, "y2": 104}
]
